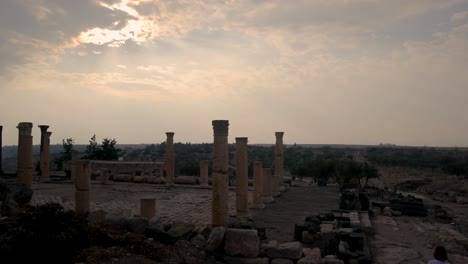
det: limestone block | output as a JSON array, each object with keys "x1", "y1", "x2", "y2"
[
  {"x1": 224, "y1": 228, "x2": 259, "y2": 258},
  {"x1": 272, "y1": 258, "x2": 294, "y2": 264},
  {"x1": 174, "y1": 176, "x2": 198, "y2": 185},
  {"x1": 113, "y1": 175, "x2": 133, "y2": 182},
  {"x1": 302, "y1": 231, "x2": 320, "y2": 243},
  {"x1": 127, "y1": 217, "x2": 149, "y2": 234},
  {"x1": 199, "y1": 225, "x2": 213, "y2": 240},
  {"x1": 133, "y1": 175, "x2": 149, "y2": 183},
  {"x1": 206, "y1": 226, "x2": 227, "y2": 252},
  {"x1": 259, "y1": 240, "x2": 278, "y2": 256},
  {"x1": 267, "y1": 241, "x2": 303, "y2": 260},
  {"x1": 75, "y1": 190, "x2": 90, "y2": 215},
  {"x1": 223, "y1": 257, "x2": 270, "y2": 264},
  {"x1": 303, "y1": 247, "x2": 321, "y2": 258},
  {"x1": 190, "y1": 234, "x2": 207, "y2": 248},
  {"x1": 140, "y1": 198, "x2": 156, "y2": 219},
  {"x1": 298, "y1": 257, "x2": 321, "y2": 264},
  {"x1": 321, "y1": 255, "x2": 344, "y2": 264}
]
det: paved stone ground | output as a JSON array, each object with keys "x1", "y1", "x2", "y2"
[{"x1": 251, "y1": 181, "x2": 340, "y2": 242}]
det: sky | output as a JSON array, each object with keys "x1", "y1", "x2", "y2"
[{"x1": 1, "y1": 0, "x2": 468, "y2": 147}]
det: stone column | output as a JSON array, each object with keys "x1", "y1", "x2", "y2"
[
  {"x1": 140, "y1": 198, "x2": 156, "y2": 219},
  {"x1": 275, "y1": 132, "x2": 284, "y2": 193},
  {"x1": 200, "y1": 160, "x2": 209, "y2": 187},
  {"x1": 74, "y1": 160, "x2": 91, "y2": 215},
  {"x1": 40, "y1": 128, "x2": 52, "y2": 182},
  {"x1": 17, "y1": 122, "x2": 33, "y2": 188},
  {"x1": 100, "y1": 168, "x2": 108, "y2": 184},
  {"x1": 0, "y1": 125, "x2": 3, "y2": 174},
  {"x1": 71, "y1": 150, "x2": 80, "y2": 182},
  {"x1": 250, "y1": 161, "x2": 264, "y2": 209},
  {"x1": 165, "y1": 132, "x2": 175, "y2": 186},
  {"x1": 262, "y1": 168, "x2": 274, "y2": 203},
  {"x1": 38, "y1": 125, "x2": 49, "y2": 177},
  {"x1": 235, "y1": 137, "x2": 250, "y2": 218},
  {"x1": 211, "y1": 120, "x2": 229, "y2": 227}
]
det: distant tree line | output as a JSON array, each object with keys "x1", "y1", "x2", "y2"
[{"x1": 364, "y1": 147, "x2": 468, "y2": 176}]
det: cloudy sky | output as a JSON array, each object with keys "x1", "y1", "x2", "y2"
[{"x1": 1, "y1": 0, "x2": 467, "y2": 147}]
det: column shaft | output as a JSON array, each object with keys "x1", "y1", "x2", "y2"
[
  {"x1": 262, "y1": 168, "x2": 274, "y2": 203},
  {"x1": 17, "y1": 122, "x2": 33, "y2": 188},
  {"x1": 251, "y1": 161, "x2": 264, "y2": 209},
  {"x1": 200, "y1": 160, "x2": 209, "y2": 187},
  {"x1": 211, "y1": 120, "x2": 229, "y2": 227},
  {"x1": 165, "y1": 132, "x2": 175, "y2": 185},
  {"x1": 235, "y1": 137, "x2": 249, "y2": 217}
]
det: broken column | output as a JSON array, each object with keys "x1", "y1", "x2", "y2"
[
  {"x1": 165, "y1": 132, "x2": 175, "y2": 186},
  {"x1": 200, "y1": 160, "x2": 209, "y2": 187},
  {"x1": 250, "y1": 161, "x2": 265, "y2": 209},
  {"x1": 235, "y1": 137, "x2": 250, "y2": 218},
  {"x1": 263, "y1": 168, "x2": 274, "y2": 203},
  {"x1": 275, "y1": 132, "x2": 285, "y2": 192},
  {"x1": 71, "y1": 150, "x2": 80, "y2": 182},
  {"x1": 74, "y1": 160, "x2": 91, "y2": 215},
  {"x1": 140, "y1": 198, "x2": 156, "y2": 219},
  {"x1": 17, "y1": 122, "x2": 33, "y2": 188},
  {"x1": 212, "y1": 120, "x2": 229, "y2": 227},
  {"x1": 0, "y1": 125, "x2": 3, "y2": 174},
  {"x1": 39, "y1": 126, "x2": 52, "y2": 182},
  {"x1": 100, "y1": 168, "x2": 108, "y2": 184}
]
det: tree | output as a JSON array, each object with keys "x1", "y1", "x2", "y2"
[
  {"x1": 83, "y1": 135, "x2": 121, "y2": 161},
  {"x1": 54, "y1": 138, "x2": 74, "y2": 171}
]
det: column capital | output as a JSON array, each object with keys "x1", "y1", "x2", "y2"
[
  {"x1": 0, "y1": 125, "x2": 3, "y2": 132},
  {"x1": 38, "y1": 125, "x2": 49, "y2": 133},
  {"x1": 275, "y1": 132, "x2": 284, "y2": 137},
  {"x1": 235, "y1": 137, "x2": 248, "y2": 143},
  {"x1": 166, "y1": 132, "x2": 175, "y2": 137},
  {"x1": 45, "y1": 131, "x2": 53, "y2": 138},
  {"x1": 17, "y1": 122, "x2": 33, "y2": 136},
  {"x1": 212, "y1": 120, "x2": 229, "y2": 136}
]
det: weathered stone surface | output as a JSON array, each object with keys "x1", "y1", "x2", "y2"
[
  {"x1": 267, "y1": 241, "x2": 303, "y2": 260},
  {"x1": 302, "y1": 231, "x2": 320, "y2": 243},
  {"x1": 322, "y1": 255, "x2": 344, "y2": 264},
  {"x1": 174, "y1": 176, "x2": 198, "y2": 185},
  {"x1": 88, "y1": 210, "x2": 107, "y2": 225},
  {"x1": 133, "y1": 176, "x2": 149, "y2": 183},
  {"x1": 224, "y1": 228, "x2": 259, "y2": 257},
  {"x1": 223, "y1": 257, "x2": 269, "y2": 264},
  {"x1": 206, "y1": 226, "x2": 227, "y2": 251},
  {"x1": 148, "y1": 218, "x2": 165, "y2": 231},
  {"x1": 299, "y1": 247, "x2": 321, "y2": 264},
  {"x1": 190, "y1": 234, "x2": 207, "y2": 248},
  {"x1": 199, "y1": 225, "x2": 213, "y2": 240},
  {"x1": 166, "y1": 221, "x2": 196, "y2": 241},
  {"x1": 271, "y1": 258, "x2": 294, "y2": 264},
  {"x1": 127, "y1": 217, "x2": 149, "y2": 234},
  {"x1": 259, "y1": 240, "x2": 278, "y2": 256},
  {"x1": 113, "y1": 175, "x2": 133, "y2": 182}
]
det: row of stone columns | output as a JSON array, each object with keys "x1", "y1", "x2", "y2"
[{"x1": 210, "y1": 119, "x2": 286, "y2": 227}]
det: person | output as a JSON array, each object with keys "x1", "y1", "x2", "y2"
[{"x1": 428, "y1": 245, "x2": 449, "y2": 264}]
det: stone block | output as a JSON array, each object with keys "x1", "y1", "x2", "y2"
[
  {"x1": 223, "y1": 257, "x2": 269, "y2": 264},
  {"x1": 190, "y1": 234, "x2": 207, "y2": 248},
  {"x1": 260, "y1": 240, "x2": 278, "y2": 256},
  {"x1": 206, "y1": 226, "x2": 227, "y2": 252},
  {"x1": 174, "y1": 176, "x2": 198, "y2": 185},
  {"x1": 140, "y1": 198, "x2": 156, "y2": 219},
  {"x1": 267, "y1": 241, "x2": 303, "y2": 260},
  {"x1": 75, "y1": 190, "x2": 90, "y2": 215},
  {"x1": 127, "y1": 217, "x2": 149, "y2": 234},
  {"x1": 224, "y1": 228, "x2": 259, "y2": 258},
  {"x1": 271, "y1": 258, "x2": 294, "y2": 264},
  {"x1": 133, "y1": 175, "x2": 149, "y2": 183},
  {"x1": 302, "y1": 231, "x2": 320, "y2": 243},
  {"x1": 199, "y1": 225, "x2": 213, "y2": 240},
  {"x1": 113, "y1": 175, "x2": 133, "y2": 182}
]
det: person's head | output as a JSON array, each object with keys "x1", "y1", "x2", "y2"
[{"x1": 433, "y1": 245, "x2": 448, "y2": 261}]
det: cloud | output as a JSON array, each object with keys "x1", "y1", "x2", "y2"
[{"x1": 451, "y1": 11, "x2": 468, "y2": 23}]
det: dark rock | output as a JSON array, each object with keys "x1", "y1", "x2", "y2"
[
  {"x1": 190, "y1": 234, "x2": 207, "y2": 248},
  {"x1": 224, "y1": 229, "x2": 259, "y2": 257},
  {"x1": 206, "y1": 226, "x2": 227, "y2": 252},
  {"x1": 127, "y1": 217, "x2": 149, "y2": 234},
  {"x1": 0, "y1": 181, "x2": 33, "y2": 216}
]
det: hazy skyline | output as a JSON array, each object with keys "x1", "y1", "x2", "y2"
[{"x1": 1, "y1": 0, "x2": 468, "y2": 147}]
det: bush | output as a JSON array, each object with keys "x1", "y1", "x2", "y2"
[{"x1": 0, "y1": 203, "x2": 90, "y2": 264}]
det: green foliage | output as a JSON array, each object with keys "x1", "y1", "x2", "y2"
[
  {"x1": 365, "y1": 147, "x2": 468, "y2": 176},
  {"x1": 54, "y1": 138, "x2": 74, "y2": 170},
  {"x1": 0, "y1": 203, "x2": 90, "y2": 264},
  {"x1": 83, "y1": 135, "x2": 121, "y2": 161}
]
